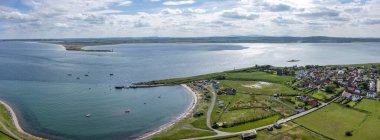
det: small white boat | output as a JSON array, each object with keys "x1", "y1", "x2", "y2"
[{"x1": 86, "y1": 114, "x2": 91, "y2": 117}]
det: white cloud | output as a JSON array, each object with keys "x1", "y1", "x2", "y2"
[
  {"x1": 119, "y1": 1, "x2": 133, "y2": 6},
  {"x1": 0, "y1": 0, "x2": 380, "y2": 38},
  {"x1": 163, "y1": 0, "x2": 195, "y2": 6},
  {"x1": 161, "y1": 8, "x2": 183, "y2": 14}
]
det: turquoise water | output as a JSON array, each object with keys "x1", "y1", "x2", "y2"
[{"x1": 0, "y1": 42, "x2": 380, "y2": 139}]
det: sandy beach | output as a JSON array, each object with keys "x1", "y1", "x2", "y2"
[
  {"x1": 0, "y1": 100, "x2": 43, "y2": 140},
  {"x1": 137, "y1": 84, "x2": 199, "y2": 140}
]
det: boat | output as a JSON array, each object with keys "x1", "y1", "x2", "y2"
[
  {"x1": 84, "y1": 74, "x2": 89, "y2": 77},
  {"x1": 109, "y1": 73, "x2": 114, "y2": 76},
  {"x1": 76, "y1": 77, "x2": 80, "y2": 80},
  {"x1": 125, "y1": 109, "x2": 131, "y2": 113},
  {"x1": 67, "y1": 74, "x2": 72, "y2": 76},
  {"x1": 115, "y1": 85, "x2": 124, "y2": 89},
  {"x1": 158, "y1": 96, "x2": 161, "y2": 98},
  {"x1": 86, "y1": 114, "x2": 91, "y2": 117}
]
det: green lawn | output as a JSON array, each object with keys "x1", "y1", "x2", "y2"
[
  {"x1": 294, "y1": 103, "x2": 370, "y2": 140},
  {"x1": 218, "y1": 115, "x2": 281, "y2": 132},
  {"x1": 150, "y1": 126, "x2": 216, "y2": 140},
  {"x1": 225, "y1": 72, "x2": 293, "y2": 84},
  {"x1": 0, "y1": 132, "x2": 15, "y2": 140},
  {"x1": 312, "y1": 90, "x2": 335, "y2": 101},
  {"x1": 218, "y1": 80, "x2": 301, "y2": 95}
]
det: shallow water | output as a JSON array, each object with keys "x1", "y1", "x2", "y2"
[{"x1": 0, "y1": 42, "x2": 379, "y2": 139}]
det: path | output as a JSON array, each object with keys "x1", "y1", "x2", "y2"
[{"x1": 206, "y1": 89, "x2": 230, "y2": 135}]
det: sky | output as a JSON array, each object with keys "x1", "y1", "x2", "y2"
[{"x1": 0, "y1": 0, "x2": 380, "y2": 39}]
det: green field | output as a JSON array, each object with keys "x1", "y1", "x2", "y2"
[
  {"x1": 225, "y1": 72, "x2": 293, "y2": 84},
  {"x1": 294, "y1": 102, "x2": 380, "y2": 140},
  {"x1": 219, "y1": 80, "x2": 301, "y2": 95},
  {"x1": 0, "y1": 132, "x2": 15, "y2": 140},
  {"x1": 217, "y1": 115, "x2": 281, "y2": 132},
  {"x1": 312, "y1": 90, "x2": 335, "y2": 101}
]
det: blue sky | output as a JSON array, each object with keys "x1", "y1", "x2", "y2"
[{"x1": 0, "y1": 0, "x2": 379, "y2": 39}]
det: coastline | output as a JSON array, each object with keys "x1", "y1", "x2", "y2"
[
  {"x1": 137, "y1": 84, "x2": 199, "y2": 140},
  {"x1": 0, "y1": 100, "x2": 43, "y2": 140}
]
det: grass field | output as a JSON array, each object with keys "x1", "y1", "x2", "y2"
[
  {"x1": 312, "y1": 90, "x2": 335, "y2": 101},
  {"x1": 219, "y1": 80, "x2": 301, "y2": 95},
  {"x1": 0, "y1": 132, "x2": 15, "y2": 140},
  {"x1": 225, "y1": 72, "x2": 294, "y2": 84},
  {"x1": 218, "y1": 115, "x2": 281, "y2": 132},
  {"x1": 294, "y1": 103, "x2": 374, "y2": 140}
]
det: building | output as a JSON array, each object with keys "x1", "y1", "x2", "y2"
[
  {"x1": 342, "y1": 90, "x2": 352, "y2": 98},
  {"x1": 218, "y1": 101, "x2": 225, "y2": 108},
  {"x1": 242, "y1": 130, "x2": 257, "y2": 140},
  {"x1": 367, "y1": 92, "x2": 377, "y2": 98},
  {"x1": 217, "y1": 88, "x2": 237, "y2": 95},
  {"x1": 352, "y1": 95, "x2": 361, "y2": 101}
]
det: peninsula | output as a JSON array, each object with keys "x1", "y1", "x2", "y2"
[{"x1": 138, "y1": 63, "x2": 380, "y2": 140}]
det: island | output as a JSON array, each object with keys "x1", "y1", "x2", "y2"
[
  {"x1": 1, "y1": 63, "x2": 380, "y2": 140},
  {"x1": 46, "y1": 41, "x2": 118, "y2": 52}
]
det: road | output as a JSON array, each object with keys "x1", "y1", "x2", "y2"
[
  {"x1": 183, "y1": 96, "x2": 340, "y2": 140},
  {"x1": 206, "y1": 88, "x2": 230, "y2": 135}
]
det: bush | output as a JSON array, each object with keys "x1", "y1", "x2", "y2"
[{"x1": 345, "y1": 131, "x2": 353, "y2": 136}]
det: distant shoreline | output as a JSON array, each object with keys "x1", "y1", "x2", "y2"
[
  {"x1": 137, "y1": 84, "x2": 198, "y2": 140},
  {"x1": 0, "y1": 100, "x2": 43, "y2": 140},
  {"x1": 43, "y1": 42, "x2": 120, "y2": 52}
]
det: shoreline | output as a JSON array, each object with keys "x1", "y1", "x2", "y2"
[
  {"x1": 137, "y1": 84, "x2": 199, "y2": 140},
  {"x1": 0, "y1": 100, "x2": 43, "y2": 140}
]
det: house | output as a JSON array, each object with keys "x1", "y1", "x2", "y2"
[
  {"x1": 342, "y1": 90, "x2": 352, "y2": 98},
  {"x1": 242, "y1": 130, "x2": 257, "y2": 140},
  {"x1": 218, "y1": 101, "x2": 225, "y2": 108},
  {"x1": 217, "y1": 88, "x2": 237, "y2": 95},
  {"x1": 193, "y1": 112, "x2": 204, "y2": 117},
  {"x1": 367, "y1": 92, "x2": 377, "y2": 98},
  {"x1": 351, "y1": 95, "x2": 361, "y2": 101},
  {"x1": 274, "y1": 122, "x2": 282, "y2": 129},
  {"x1": 307, "y1": 98, "x2": 319, "y2": 107},
  {"x1": 296, "y1": 96, "x2": 305, "y2": 102},
  {"x1": 377, "y1": 79, "x2": 380, "y2": 93}
]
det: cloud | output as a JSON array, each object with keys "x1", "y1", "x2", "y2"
[
  {"x1": 163, "y1": 0, "x2": 195, "y2": 6},
  {"x1": 264, "y1": 3, "x2": 292, "y2": 12},
  {"x1": 221, "y1": 8, "x2": 258, "y2": 20},
  {"x1": 119, "y1": 1, "x2": 133, "y2": 6},
  {"x1": 362, "y1": 18, "x2": 380, "y2": 25},
  {"x1": 161, "y1": 8, "x2": 182, "y2": 14},
  {"x1": 271, "y1": 16, "x2": 301, "y2": 26},
  {"x1": 54, "y1": 23, "x2": 70, "y2": 28},
  {"x1": 297, "y1": 7, "x2": 340, "y2": 18}
]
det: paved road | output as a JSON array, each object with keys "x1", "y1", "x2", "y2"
[
  {"x1": 205, "y1": 88, "x2": 230, "y2": 135},
  {"x1": 184, "y1": 96, "x2": 340, "y2": 140}
]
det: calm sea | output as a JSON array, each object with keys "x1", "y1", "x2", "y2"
[{"x1": 0, "y1": 42, "x2": 379, "y2": 139}]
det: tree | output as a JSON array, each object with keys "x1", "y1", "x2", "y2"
[{"x1": 325, "y1": 84, "x2": 336, "y2": 93}]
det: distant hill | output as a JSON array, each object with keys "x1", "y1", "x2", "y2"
[{"x1": 2, "y1": 36, "x2": 380, "y2": 43}]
